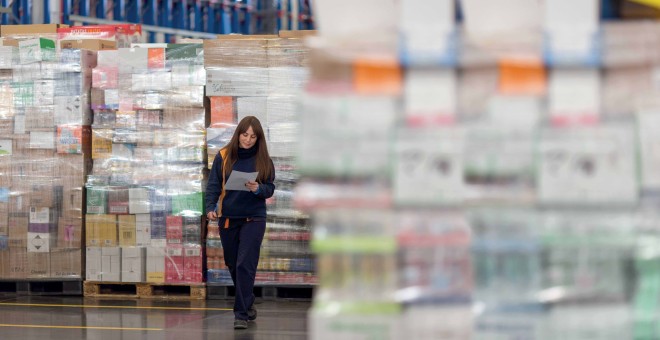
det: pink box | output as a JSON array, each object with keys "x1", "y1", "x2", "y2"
[
  {"x1": 183, "y1": 247, "x2": 203, "y2": 283},
  {"x1": 92, "y1": 67, "x2": 118, "y2": 89},
  {"x1": 166, "y1": 216, "x2": 182, "y2": 245},
  {"x1": 165, "y1": 245, "x2": 184, "y2": 283}
]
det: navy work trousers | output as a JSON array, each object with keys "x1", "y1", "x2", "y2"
[{"x1": 219, "y1": 218, "x2": 266, "y2": 320}]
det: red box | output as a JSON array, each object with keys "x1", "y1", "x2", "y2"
[
  {"x1": 107, "y1": 187, "x2": 129, "y2": 215},
  {"x1": 183, "y1": 247, "x2": 203, "y2": 283},
  {"x1": 166, "y1": 216, "x2": 182, "y2": 245},
  {"x1": 165, "y1": 245, "x2": 184, "y2": 283}
]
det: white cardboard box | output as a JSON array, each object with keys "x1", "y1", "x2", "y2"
[
  {"x1": 135, "y1": 214, "x2": 151, "y2": 247},
  {"x1": 101, "y1": 247, "x2": 121, "y2": 282},
  {"x1": 121, "y1": 247, "x2": 145, "y2": 283},
  {"x1": 86, "y1": 247, "x2": 103, "y2": 281},
  {"x1": 129, "y1": 188, "x2": 150, "y2": 214},
  {"x1": 237, "y1": 97, "x2": 268, "y2": 124},
  {"x1": 146, "y1": 246, "x2": 165, "y2": 283}
]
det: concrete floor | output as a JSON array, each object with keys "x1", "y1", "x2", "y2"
[{"x1": 0, "y1": 296, "x2": 310, "y2": 340}]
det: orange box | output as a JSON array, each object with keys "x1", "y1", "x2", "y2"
[
  {"x1": 498, "y1": 58, "x2": 546, "y2": 95},
  {"x1": 210, "y1": 97, "x2": 235, "y2": 126},
  {"x1": 148, "y1": 48, "x2": 165, "y2": 69},
  {"x1": 353, "y1": 57, "x2": 402, "y2": 95}
]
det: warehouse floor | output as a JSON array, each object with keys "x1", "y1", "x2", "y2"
[{"x1": 0, "y1": 296, "x2": 310, "y2": 339}]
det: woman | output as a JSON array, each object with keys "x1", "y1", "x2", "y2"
[{"x1": 205, "y1": 116, "x2": 275, "y2": 330}]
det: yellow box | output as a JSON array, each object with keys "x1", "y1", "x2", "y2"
[
  {"x1": 118, "y1": 215, "x2": 136, "y2": 247},
  {"x1": 86, "y1": 214, "x2": 116, "y2": 247}
]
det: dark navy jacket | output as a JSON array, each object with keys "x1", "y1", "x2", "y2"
[{"x1": 205, "y1": 145, "x2": 275, "y2": 218}]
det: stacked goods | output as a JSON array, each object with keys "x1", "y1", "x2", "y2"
[
  {"x1": 302, "y1": 0, "x2": 660, "y2": 338},
  {"x1": 295, "y1": 26, "x2": 410, "y2": 338},
  {"x1": 57, "y1": 25, "x2": 142, "y2": 49},
  {"x1": 86, "y1": 44, "x2": 206, "y2": 284},
  {"x1": 204, "y1": 33, "x2": 315, "y2": 285},
  {"x1": 0, "y1": 24, "x2": 94, "y2": 280}
]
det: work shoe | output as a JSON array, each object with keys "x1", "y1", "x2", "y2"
[
  {"x1": 234, "y1": 319, "x2": 248, "y2": 329},
  {"x1": 248, "y1": 304, "x2": 257, "y2": 321}
]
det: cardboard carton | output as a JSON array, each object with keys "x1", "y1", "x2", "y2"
[
  {"x1": 118, "y1": 214, "x2": 136, "y2": 247},
  {"x1": 86, "y1": 247, "x2": 103, "y2": 281},
  {"x1": 51, "y1": 247, "x2": 82, "y2": 278},
  {"x1": 146, "y1": 246, "x2": 165, "y2": 283},
  {"x1": 121, "y1": 247, "x2": 145, "y2": 282},
  {"x1": 27, "y1": 252, "x2": 50, "y2": 278},
  {"x1": 60, "y1": 39, "x2": 117, "y2": 51},
  {"x1": 1, "y1": 24, "x2": 68, "y2": 37},
  {"x1": 101, "y1": 247, "x2": 121, "y2": 282},
  {"x1": 8, "y1": 216, "x2": 28, "y2": 248},
  {"x1": 58, "y1": 217, "x2": 82, "y2": 248},
  {"x1": 9, "y1": 248, "x2": 27, "y2": 278},
  {"x1": 165, "y1": 245, "x2": 184, "y2": 283}
]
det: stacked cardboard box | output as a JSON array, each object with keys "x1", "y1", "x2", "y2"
[
  {"x1": 0, "y1": 25, "x2": 93, "y2": 280},
  {"x1": 203, "y1": 33, "x2": 316, "y2": 285},
  {"x1": 86, "y1": 44, "x2": 205, "y2": 283}
]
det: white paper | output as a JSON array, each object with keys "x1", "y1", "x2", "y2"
[
  {"x1": 225, "y1": 170, "x2": 259, "y2": 191},
  {"x1": 30, "y1": 207, "x2": 50, "y2": 224}
]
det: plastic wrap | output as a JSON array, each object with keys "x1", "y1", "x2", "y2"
[
  {"x1": 0, "y1": 39, "x2": 92, "y2": 279},
  {"x1": 86, "y1": 44, "x2": 205, "y2": 284},
  {"x1": 204, "y1": 36, "x2": 315, "y2": 285},
  {"x1": 300, "y1": 20, "x2": 660, "y2": 339}
]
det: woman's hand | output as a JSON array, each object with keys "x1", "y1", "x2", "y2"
[
  {"x1": 246, "y1": 181, "x2": 259, "y2": 193},
  {"x1": 207, "y1": 211, "x2": 218, "y2": 221}
]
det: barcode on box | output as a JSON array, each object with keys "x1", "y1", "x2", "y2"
[{"x1": 185, "y1": 248, "x2": 200, "y2": 256}]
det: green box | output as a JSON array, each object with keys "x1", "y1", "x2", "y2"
[
  {"x1": 86, "y1": 186, "x2": 107, "y2": 214},
  {"x1": 171, "y1": 192, "x2": 203, "y2": 216}
]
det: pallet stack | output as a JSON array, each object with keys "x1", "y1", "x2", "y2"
[
  {"x1": 85, "y1": 43, "x2": 207, "y2": 294},
  {"x1": 0, "y1": 24, "x2": 92, "y2": 288},
  {"x1": 203, "y1": 32, "x2": 316, "y2": 292}
]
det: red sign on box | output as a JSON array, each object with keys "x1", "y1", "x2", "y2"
[{"x1": 57, "y1": 25, "x2": 117, "y2": 40}]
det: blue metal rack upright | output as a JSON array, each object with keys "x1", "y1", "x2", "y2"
[{"x1": 3, "y1": 0, "x2": 313, "y2": 40}]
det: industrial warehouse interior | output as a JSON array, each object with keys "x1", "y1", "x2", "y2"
[{"x1": 1, "y1": 0, "x2": 660, "y2": 339}]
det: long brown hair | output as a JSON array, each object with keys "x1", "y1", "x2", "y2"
[{"x1": 220, "y1": 116, "x2": 274, "y2": 182}]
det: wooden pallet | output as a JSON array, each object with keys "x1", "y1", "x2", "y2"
[
  {"x1": 84, "y1": 281, "x2": 206, "y2": 300},
  {"x1": 207, "y1": 284, "x2": 313, "y2": 300},
  {"x1": 0, "y1": 279, "x2": 83, "y2": 296}
]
